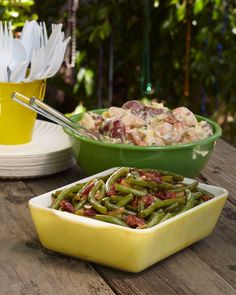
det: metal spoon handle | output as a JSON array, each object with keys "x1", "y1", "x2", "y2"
[{"x1": 11, "y1": 91, "x2": 98, "y2": 140}]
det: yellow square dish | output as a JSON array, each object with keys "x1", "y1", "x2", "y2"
[{"x1": 29, "y1": 168, "x2": 227, "y2": 273}]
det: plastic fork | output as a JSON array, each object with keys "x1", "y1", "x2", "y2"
[
  {"x1": 0, "y1": 21, "x2": 13, "y2": 43},
  {"x1": 20, "y1": 20, "x2": 41, "y2": 62},
  {"x1": 10, "y1": 61, "x2": 28, "y2": 82},
  {"x1": 0, "y1": 21, "x2": 13, "y2": 81},
  {"x1": 39, "y1": 22, "x2": 48, "y2": 48},
  {"x1": 44, "y1": 24, "x2": 63, "y2": 68},
  {"x1": 40, "y1": 37, "x2": 70, "y2": 79}
]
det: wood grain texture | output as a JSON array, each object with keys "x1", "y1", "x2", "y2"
[
  {"x1": 0, "y1": 139, "x2": 235, "y2": 295},
  {"x1": 95, "y1": 246, "x2": 236, "y2": 295},
  {"x1": 0, "y1": 181, "x2": 114, "y2": 295},
  {"x1": 190, "y1": 200, "x2": 236, "y2": 289},
  {"x1": 200, "y1": 139, "x2": 236, "y2": 204},
  {"x1": 24, "y1": 165, "x2": 83, "y2": 196}
]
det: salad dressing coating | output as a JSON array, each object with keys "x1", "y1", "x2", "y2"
[{"x1": 79, "y1": 101, "x2": 213, "y2": 146}]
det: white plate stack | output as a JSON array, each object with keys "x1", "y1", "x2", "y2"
[{"x1": 0, "y1": 120, "x2": 75, "y2": 178}]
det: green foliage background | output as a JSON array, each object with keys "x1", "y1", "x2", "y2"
[{"x1": 0, "y1": 0, "x2": 235, "y2": 144}]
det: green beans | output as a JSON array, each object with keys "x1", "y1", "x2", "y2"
[
  {"x1": 164, "y1": 202, "x2": 180, "y2": 213},
  {"x1": 126, "y1": 205, "x2": 138, "y2": 212},
  {"x1": 94, "y1": 215, "x2": 128, "y2": 227},
  {"x1": 179, "y1": 190, "x2": 195, "y2": 213},
  {"x1": 170, "y1": 181, "x2": 199, "y2": 193},
  {"x1": 116, "y1": 194, "x2": 133, "y2": 207},
  {"x1": 110, "y1": 195, "x2": 124, "y2": 203},
  {"x1": 158, "y1": 170, "x2": 184, "y2": 181},
  {"x1": 140, "y1": 197, "x2": 186, "y2": 218},
  {"x1": 192, "y1": 191, "x2": 204, "y2": 200},
  {"x1": 161, "y1": 175, "x2": 173, "y2": 183},
  {"x1": 138, "y1": 200, "x2": 145, "y2": 212},
  {"x1": 74, "y1": 197, "x2": 88, "y2": 211},
  {"x1": 126, "y1": 176, "x2": 180, "y2": 190},
  {"x1": 50, "y1": 167, "x2": 213, "y2": 229},
  {"x1": 103, "y1": 199, "x2": 136, "y2": 215},
  {"x1": 126, "y1": 176, "x2": 158, "y2": 189},
  {"x1": 139, "y1": 168, "x2": 184, "y2": 181},
  {"x1": 106, "y1": 167, "x2": 130, "y2": 192},
  {"x1": 88, "y1": 180, "x2": 107, "y2": 214},
  {"x1": 115, "y1": 183, "x2": 146, "y2": 197},
  {"x1": 196, "y1": 188, "x2": 215, "y2": 199},
  {"x1": 52, "y1": 183, "x2": 84, "y2": 209},
  {"x1": 159, "y1": 213, "x2": 173, "y2": 223},
  {"x1": 147, "y1": 212, "x2": 165, "y2": 228}
]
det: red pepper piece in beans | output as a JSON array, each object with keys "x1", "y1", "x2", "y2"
[
  {"x1": 156, "y1": 191, "x2": 177, "y2": 200},
  {"x1": 84, "y1": 208, "x2": 97, "y2": 216},
  {"x1": 142, "y1": 194, "x2": 155, "y2": 207},
  {"x1": 60, "y1": 200, "x2": 75, "y2": 213},
  {"x1": 81, "y1": 182, "x2": 95, "y2": 196},
  {"x1": 107, "y1": 184, "x2": 116, "y2": 196},
  {"x1": 125, "y1": 215, "x2": 146, "y2": 228}
]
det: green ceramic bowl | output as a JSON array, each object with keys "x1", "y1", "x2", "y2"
[{"x1": 64, "y1": 111, "x2": 222, "y2": 178}]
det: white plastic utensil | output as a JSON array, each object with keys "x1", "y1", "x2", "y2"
[
  {"x1": 8, "y1": 39, "x2": 27, "y2": 72},
  {"x1": 0, "y1": 42, "x2": 12, "y2": 81},
  {"x1": 20, "y1": 20, "x2": 40, "y2": 62},
  {"x1": 0, "y1": 21, "x2": 13, "y2": 81},
  {"x1": 0, "y1": 21, "x2": 70, "y2": 82},
  {"x1": 39, "y1": 22, "x2": 48, "y2": 48},
  {"x1": 44, "y1": 24, "x2": 63, "y2": 68},
  {"x1": 10, "y1": 61, "x2": 28, "y2": 82},
  {"x1": 24, "y1": 47, "x2": 45, "y2": 82},
  {"x1": 0, "y1": 21, "x2": 13, "y2": 44},
  {"x1": 40, "y1": 37, "x2": 70, "y2": 79}
]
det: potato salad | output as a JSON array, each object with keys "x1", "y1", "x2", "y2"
[{"x1": 79, "y1": 100, "x2": 213, "y2": 146}]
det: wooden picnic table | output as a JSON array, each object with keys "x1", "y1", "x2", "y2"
[{"x1": 0, "y1": 138, "x2": 235, "y2": 295}]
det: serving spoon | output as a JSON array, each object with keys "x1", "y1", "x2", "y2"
[{"x1": 11, "y1": 91, "x2": 102, "y2": 141}]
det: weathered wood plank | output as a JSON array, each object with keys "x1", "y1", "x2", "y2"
[
  {"x1": 94, "y1": 264, "x2": 178, "y2": 295},
  {"x1": 0, "y1": 181, "x2": 115, "y2": 295},
  {"x1": 95, "y1": 244, "x2": 236, "y2": 295},
  {"x1": 190, "y1": 201, "x2": 236, "y2": 289},
  {"x1": 24, "y1": 164, "x2": 83, "y2": 196},
  {"x1": 200, "y1": 139, "x2": 236, "y2": 204},
  {"x1": 151, "y1": 248, "x2": 235, "y2": 295}
]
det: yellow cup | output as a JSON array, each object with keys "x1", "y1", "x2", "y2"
[{"x1": 0, "y1": 80, "x2": 46, "y2": 145}]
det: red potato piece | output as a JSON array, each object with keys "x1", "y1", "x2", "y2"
[{"x1": 122, "y1": 100, "x2": 145, "y2": 114}]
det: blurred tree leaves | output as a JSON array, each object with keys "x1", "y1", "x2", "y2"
[
  {"x1": 0, "y1": 0, "x2": 36, "y2": 28},
  {"x1": 1, "y1": 0, "x2": 235, "y2": 144},
  {"x1": 193, "y1": 0, "x2": 204, "y2": 15}
]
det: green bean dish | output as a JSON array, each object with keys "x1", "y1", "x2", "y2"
[{"x1": 50, "y1": 167, "x2": 213, "y2": 229}]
